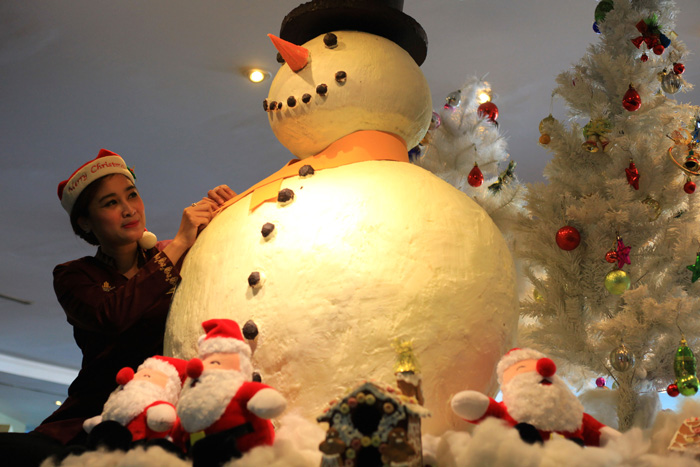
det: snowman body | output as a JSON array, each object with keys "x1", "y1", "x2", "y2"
[{"x1": 165, "y1": 31, "x2": 519, "y2": 433}]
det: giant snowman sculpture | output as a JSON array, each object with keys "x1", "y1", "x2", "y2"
[{"x1": 165, "y1": 0, "x2": 519, "y2": 434}]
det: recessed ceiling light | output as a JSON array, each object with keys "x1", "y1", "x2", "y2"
[
  {"x1": 55, "y1": 400, "x2": 62, "y2": 406},
  {"x1": 248, "y1": 69, "x2": 270, "y2": 83},
  {"x1": 478, "y1": 91, "x2": 491, "y2": 104}
]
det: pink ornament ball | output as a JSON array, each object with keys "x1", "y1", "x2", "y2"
[{"x1": 595, "y1": 377, "x2": 606, "y2": 388}]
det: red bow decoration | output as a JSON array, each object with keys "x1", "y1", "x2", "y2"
[{"x1": 631, "y1": 20, "x2": 660, "y2": 49}]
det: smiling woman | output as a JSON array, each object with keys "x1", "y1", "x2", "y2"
[{"x1": 0, "y1": 148, "x2": 235, "y2": 465}]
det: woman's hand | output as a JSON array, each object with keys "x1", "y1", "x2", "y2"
[
  {"x1": 206, "y1": 184, "x2": 236, "y2": 206},
  {"x1": 163, "y1": 198, "x2": 218, "y2": 264}
]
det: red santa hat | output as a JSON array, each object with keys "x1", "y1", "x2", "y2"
[
  {"x1": 197, "y1": 319, "x2": 252, "y2": 360},
  {"x1": 138, "y1": 356, "x2": 188, "y2": 386},
  {"x1": 57, "y1": 149, "x2": 135, "y2": 214},
  {"x1": 496, "y1": 347, "x2": 546, "y2": 385}
]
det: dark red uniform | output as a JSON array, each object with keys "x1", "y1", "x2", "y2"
[{"x1": 34, "y1": 242, "x2": 181, "y2": 444}]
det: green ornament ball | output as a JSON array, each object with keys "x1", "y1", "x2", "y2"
[
  {"x1": 604, "y1": 270, "x2": 631, "y2": 295},
  {"x1": 594, "y1": 0, "x2": 615, "y2": 23}
]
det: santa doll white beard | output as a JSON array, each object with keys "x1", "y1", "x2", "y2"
[
  {"x1": 177, "y1": 369, "x2": 247, "y2": 433},
  {"x1": 502, "y1": 370, "x2": 585, "y2": 433},
  {"x1": 102, "y1": 380, "x2": 168, "y2": 426}
]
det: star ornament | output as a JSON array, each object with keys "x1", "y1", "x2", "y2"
[
  {"x1": 616, "y1": 237, "x2": 631, "y2": 269},
  {"x1": 687, "y1": 253, "x2": 700, "y2": 283}
]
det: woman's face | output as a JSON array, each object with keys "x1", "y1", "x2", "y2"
[{"x1": 79, "y1": 174, "x2": 145, "y2": 248}]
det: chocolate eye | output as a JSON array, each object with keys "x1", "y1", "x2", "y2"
[
  {"x1": 276, "y1": 52, "x2": 285, "y2": 64},
  {"x1": 302, "y1": 93, "x2": 312, "y2": 103},
  {"x1": 316, "y1": 84, "x2": 328, "y2": 96},
  {"x1": 323, "y1": 32, "x2": 338, "y2": 49},
  {"x1": 335, "y1": 71, "x2": 347, "y2": 84}
]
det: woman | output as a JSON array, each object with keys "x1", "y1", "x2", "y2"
[{"x1": 7, "y1": 148, "x2": 234, "y2": 461}]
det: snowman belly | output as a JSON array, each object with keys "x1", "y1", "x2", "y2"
[{"x1": 165, "y1": 160, "x2": 518, "y2": 434}]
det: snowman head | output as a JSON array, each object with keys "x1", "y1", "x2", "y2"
[{"x1": 265, "y1": 1, "x2": 432, "y2": 159}]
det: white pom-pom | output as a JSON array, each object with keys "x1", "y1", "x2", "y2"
[
  {"x1": 146, "y1": 403, "x2": 177, "y2": 432},
  {"x1": 138, "y1": 230, "x2": 158, "y2": 249}
]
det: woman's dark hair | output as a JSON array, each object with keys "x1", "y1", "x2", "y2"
[{"x1": 68, "y1": 174, "x2": 114, "y2": 246}]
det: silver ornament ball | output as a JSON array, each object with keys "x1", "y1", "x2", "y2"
[
  {"x1": 661, "y1": 72, "x2": 683, "y2": 94},
  {"x1": 610, "y1": 343, "x2": 635, "y2": 372}
]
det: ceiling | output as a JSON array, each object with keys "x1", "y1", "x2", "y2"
[{"x1": 1, "y1": 0, "x2": 699, "y2": 430}]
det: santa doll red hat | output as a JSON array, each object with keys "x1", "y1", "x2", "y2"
[
  {"x1": 176, "y1": 319, "x2": 287, "y2": 464},
  {"x1": 451, "y1": 347, "x2": 621, "y2": 447}
]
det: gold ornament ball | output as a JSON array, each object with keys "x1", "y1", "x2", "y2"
[
  {"x1": 533, "y1": 289, "x2": 544, "y2": 302},
  {"x1": 604, "y1": 270, "x2": 630, "y2": 295},
  {"x1": 539, "y1": 134, "x2": 551, "y2": 145}
]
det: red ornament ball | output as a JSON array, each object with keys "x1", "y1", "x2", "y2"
[
  {"x1": 653, "y1": 44, "x2": 665, "y2": 55},
  {"x1": 667, "y1": 383, "x2": 680, "y2": 397},
  {"x1": 674, "y1": 63, "x2": 685, "y2": 75},
  {"x1": 556, "y1": 226, "x2": 581, "y2": 250},
  {"x1": 605, "y1": 250, "x2": 618, "y2": 263},
  {"x1": 622, "y1": 85, "x2": 641, "y2": 111},
  {"x1": 468, "y1": 163, "x2": 484, "y2": 187},
  {"x1": 477, "y1": 101, "x2": 499, "y2": 123},
  {"x1": 685, "y1": 180, "x2": 696, "y2": 194},
  {"x1": 640, "y1": 53, "x2": 648, "y2": 63}
]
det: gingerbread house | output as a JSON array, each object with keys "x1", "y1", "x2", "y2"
[{"x1": 317, "y1": 381, "x2": 430, "y2": 467}]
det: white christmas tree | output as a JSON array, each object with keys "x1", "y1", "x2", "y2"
[
  {"x1": 413, "y1": 76, "x2": 525, "y2": 237},
  {"x1": 516, "y1": 0, "x2": 700, "y2": 430}
]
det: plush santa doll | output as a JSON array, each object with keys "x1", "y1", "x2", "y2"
[
  {"x1": 175, "y1": 318, "x2": 287, "y2": 466},
  {"x1": 83, "y1": 355, "x2": 187, "y2": 451},
  {"x1": 451, "y1": 348, "x2": 621, "y2": 446}
]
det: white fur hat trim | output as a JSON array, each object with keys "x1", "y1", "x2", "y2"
[
  {"x1": 198, "y1": 335, "x2": 252, "y2": 359},
  {"x1": 496, "y1": 348, "x2": 546, "y2": 384}
]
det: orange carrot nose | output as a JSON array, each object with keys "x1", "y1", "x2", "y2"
[{"x1": 268, "y1": 34, "x2": 309, "y2": 72}]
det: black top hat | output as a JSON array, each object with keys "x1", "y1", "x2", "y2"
[{"x1": 279, "y1": 0, "x2": 428, "y2": 65}]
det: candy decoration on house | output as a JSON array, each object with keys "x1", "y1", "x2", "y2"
[
  {"x1": 317, "y1": 381, "x2": 430, "y2": 467},
  {"x1": 582, "y1": 118, "x2": 611, "y2": 152},
  {"x1": 630, "y1": 14, "x2": 672, "y2": 55},
  {"x1": 82, "y1": 356, "x2": 188, "y2": 454},
  {"x1": 165, "y1": 0, "x2": 520, "y2": 435},
  {"x1": 451, "y1": 348, "x2": 621, "y2": 446},
  {"x1": 673, "y1": 336, "x2": 699, "y2": 396},
  {"x1": 625, "y1": 160, "x2": 640, "y2": 190},
  {"x1": 176, "y1": 319, "x2": 287, "y2": 466},
  {"x1": 555, "y1": 225, "x2": 581, "y2": 251},
  {"x1": 622, "y1": 85, "x2": 642, "y2": 111}
]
